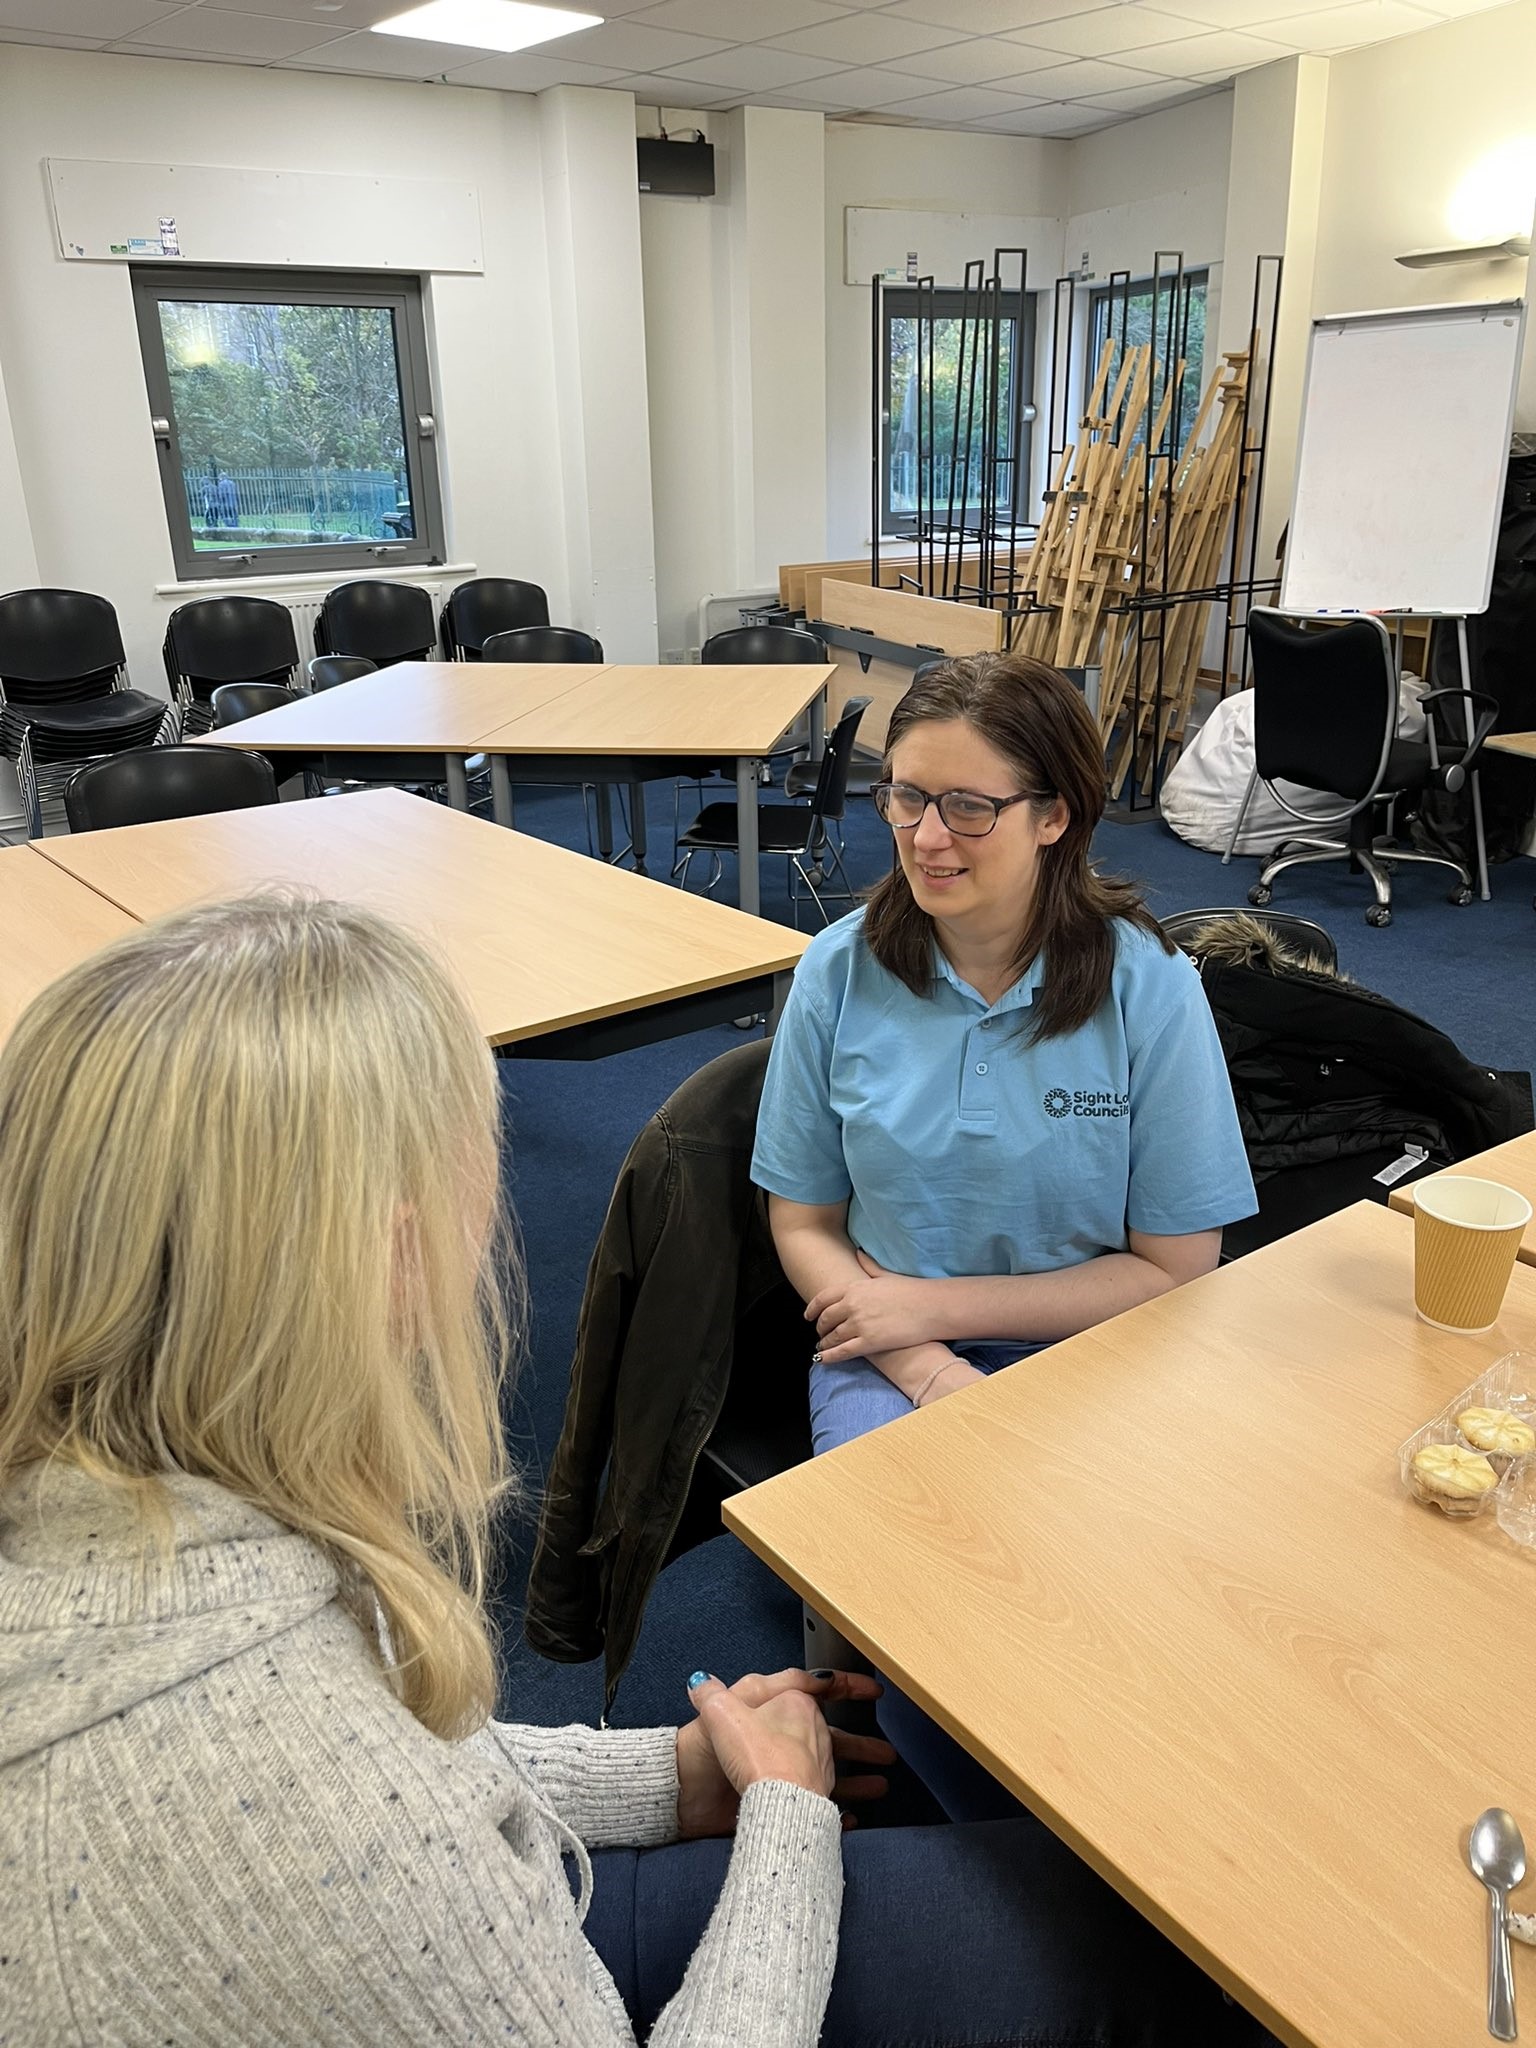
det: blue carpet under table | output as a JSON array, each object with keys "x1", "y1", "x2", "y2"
[{"x1": 490, "y1": 781, "x2": 1535, "y2": 1733}]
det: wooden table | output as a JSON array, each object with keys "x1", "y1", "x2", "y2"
[
  {"x1": 1486, "y1": 732, "x2": 1536, "y2": 761},
  {"x1": 0, "y1": 843, "x2": 138, "y2": 1049},
  {"x1": 200, "y1": 662, "x2": 836, "y2": 918},
  {"x1": 726, "y1": 1202, "x2": 1536, "y2": 2048},
  {"x1": 1389, "y1": 1130, "x2": 1536, "y2": 1266},
  {"x1": 29, "y1": 790, "x2": 810, "y2": 1056}
]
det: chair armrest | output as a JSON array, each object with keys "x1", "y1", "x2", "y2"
[{"x1": 1417, "y1": 686, "x2": 1502, "y2": 784}]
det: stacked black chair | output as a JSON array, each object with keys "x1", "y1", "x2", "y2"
[
  {"x1": 305, "y1": 652, "x2": 445, "y2": 793},
  {"x1": 674, "y1": 695, "x2": 871, "y2": 926},
  {"x1": 0, "y1": 588, "x2": 172, "y2": 838},
  {"x1": 480, "y1": 626, "x2": 602, "y2": 664},
  {"x1": 442, "y1": 578, "x2": 550, "y2": 659},
  {"x1": 307, "y1": 654, "x2": 377, "y2": 692},
  {"x1": 210, "y1": 682, "x2": 318, "y2": 793},
  {"x1": 64, "y1": 744, "x2": 276, "y2": 832},
  {"x1": 163, "y1": 595, "x2": 299, "y2": 736},
  {"x1": 314, "y1": 581, "x2": 436, "y2": 667}
]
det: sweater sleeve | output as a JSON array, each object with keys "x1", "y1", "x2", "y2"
[
  {"x1": 483, "y1": 1718, "x2": 681, "y2": 1848},
  {"x1": 650, "y1": 1780, "x2": 844, "y2": 2048}
]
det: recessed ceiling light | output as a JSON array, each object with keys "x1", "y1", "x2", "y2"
[{"x1": 372, "y1": 1, "x2": 602, "y2": 53}]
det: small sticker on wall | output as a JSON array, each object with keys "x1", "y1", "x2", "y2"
[
  {"x1": 906, "y1": 250, "x2": 919, "y2": 281},
  {"x1": 158, "y1": 216, "x2": 181, "y2": 258},
  {"x1": 125, "y1": 237, "x2": 160, "y2": 256}
]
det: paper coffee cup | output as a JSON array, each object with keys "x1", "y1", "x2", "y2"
[{"x1": 1413, "y1": 1176, "x2": 1533, "y2": 1333}]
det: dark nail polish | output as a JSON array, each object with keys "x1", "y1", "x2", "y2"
[{"x1": 809, "y1": 1668, "x2": 835, "y2": 1681}]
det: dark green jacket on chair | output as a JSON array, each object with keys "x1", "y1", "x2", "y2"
[{"x1": 524, "y1": 1037, "x2": 812, "y2": 1711}]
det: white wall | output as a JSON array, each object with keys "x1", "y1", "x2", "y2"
[
  {"x1": 1066, "y1": 92, "x2": 1233, "y2": 289},
  {"x1": 0, "y1": 44, "x2": 570, "y2": 701}
]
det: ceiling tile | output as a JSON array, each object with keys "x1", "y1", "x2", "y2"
[
  {"x1": 1248, "y1": 0, "x2": 1440, "y2": 44},
  {"x1": 1011, "y1": 6, "x2": 1214, "y2": 57},
  {"x1": 973, "y1": 97, "x2": 1112, "y2": 129},
  {"x1": 199, "y1": 0, "x2": 430, "y2": 21},
  {"x1": 999, "y1": 52, "x2": 1167, "y2": 90},
  {"x1": 1138, "y1": 24, "x2": 1292, "y2": 67},
  {"x1": 877, "y1": 80, "x2": 1045, "y2": 117},
  {"x1": 0, "y1": 25, "x2": 103, "y2": 44},
  {"x1": 877, "y1": 33, "x2": 1065, "y2": 80},
  {"x1": 1417, "y1": 0, "x2": 1519, "y2": 14},
  {"x1": 116, "y1": 9, "x2": 349, "y2": 55},
  {"x1": 439, "y1": 48, "x2": 630, "y2": 83},
  {"x1": 0, "y1": 0, "x2": 182, "y2": 34},
  {"x1": 763, "y1": 13, "x2": 963, "y2": 60},
  {"x1": 882, "y1": 0, "x2": 1052, "y2": 30},
  {"x1": 117, "y1": 41, "x2": 306, "y2": 62},
  {"x1": 660, "y1": 45, "x2": 846, "y2": 84},
  {"x1": 534, "y1": 18, "x2": 730, "y2": 67},
  {"x1": 1142, "y1": 0, "x2": 1349, "y2": 22},
  {"x1": 630, "y1": 0, "x2": 856, "y2": 38},
  {"x1": 610, "y1": 70, "x2": 739, "y2": 103},
  {"x1": 276, "y1": 27, "x2": 495, "y2": 72},
  {"x1": 770, "y1": 60, "x2": 931, "y2": 101},
  {"x1": 1081, "y1": 73, "x2": 1211, "y2": 105}
]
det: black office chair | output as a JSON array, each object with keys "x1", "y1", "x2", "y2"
[
  {"x1": 314, "y1": 580, "x2": 436, "y2": 667},
  {"x1": 64, "y1": 744, "x2": 276, "y2": 832},
  {"x1": 307, "y1": 654, "x2": 377, "y2": 692},
  {"x1": 481, "y1": 626, "x2": 603, "y2": 664},
  {"x1": 0, "y1": 587, "x2": 174, "y2": 837},
  {"x1": 163, "y1": 595, "x2": 299, "y2": 736},
  {"x1": 674, "y1": 695, "x2": 871, "y2": 925},
  {"x1": 1160, "y1": 907, "x2": 1338, "y2": 974},
  {"x1": 442, "y1": 577, "x2": 550, "y2": 659},
  {"x1": 678, "y1": 624, "x2": 831, "y2": 825},
  {"x1": 1233, "y1": 608, "x2": 1499, "y2": 927}
]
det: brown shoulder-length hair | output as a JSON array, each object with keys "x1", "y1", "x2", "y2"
[{"x1": 863, "y1": 652, "x2": 1171, "y2": 1041}]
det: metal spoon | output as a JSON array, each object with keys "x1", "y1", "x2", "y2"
[{"x1": 1469, "y1": 1807, "x2": 1527, "y2": 2040}]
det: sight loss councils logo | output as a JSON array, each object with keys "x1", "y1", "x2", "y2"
[
  {"x1": 1043, "y1": 1087, "x2": 1072, "y2": 1119},
  {"x1": 1044, "y1": 1086, "x2": 1131, "y2": 1120}
]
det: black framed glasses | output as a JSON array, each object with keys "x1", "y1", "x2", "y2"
[{"x1": 872, "y1": 780, "x2": 1051, "y2": 838}]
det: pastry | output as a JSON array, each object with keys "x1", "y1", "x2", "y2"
[
  {"x1": 1457, "y1": 1407, "x2": 1536, "y2": 1457},
  {"x1": 1410, "y1": 1442, "x2": 1498, "y2": 1509}
]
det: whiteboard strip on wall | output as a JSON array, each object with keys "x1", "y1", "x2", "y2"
[
  {"x1": 48, "y1": 159, "x2": 484, "y2": 274},
  {"x1": 1280, "y1": 298, "x2": 1525, "y2": 618}
]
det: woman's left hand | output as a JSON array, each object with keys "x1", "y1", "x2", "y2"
[
  {"x1": 675, "y1": 1668, "x2": 894, "y2": 1838},
  {"x1": 805, "y1": 1255, "x2": 945, "y2": 1362}
]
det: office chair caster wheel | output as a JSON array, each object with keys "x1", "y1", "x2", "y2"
[
  {"x1": 1448, "y1": 885, "x2": 1474, "y2": 906},
  {"x1": 1248, "y1": 884, "x2": 1273, "y2": 907},
  {"x1": 1365, "y1": 904, "x2": 1392, "y2": 928}
]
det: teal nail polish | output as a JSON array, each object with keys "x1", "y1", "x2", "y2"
[{"x1": 687, "y1": 1670, "x2": 709, "y2": 1690}]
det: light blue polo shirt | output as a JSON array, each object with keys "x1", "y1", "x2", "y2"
[{"x1": 751, "y1": 907, "x2": 1255, "y2": 1284}]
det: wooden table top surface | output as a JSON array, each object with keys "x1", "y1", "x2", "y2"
[
  {"x1": 470, "y1": 662, "x2": 836, "y2": 757},
  {"x1": 29, "y1": 790, "x2": 809, "y2": 1046},
  {"x1": 1486, "y1": 732, "x2": 1536, "y2": 760},
  {"x1": 1389, "y1": 1133, "x2": 1536, "y2": 1264},
  {"x1": 197, "y1": 662, "x2": 605, "y2": 753},
  {"x1": 196, "y1": 662, "x2": 835, "y2": 759},
  {"x1": 0, "y1": 844, "x2": 138, "y2": 1049},
  {"x1": 726, "y1": 1201, "x2": 1536, "y2": 2048}
]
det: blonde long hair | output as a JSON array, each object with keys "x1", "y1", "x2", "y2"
[{"x1": 0, "y1": 894, "x2": 519, "y2": 1739}]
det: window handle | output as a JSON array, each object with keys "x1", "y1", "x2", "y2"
[
  {"x1": 368, "y1": 544, "x2": 404, "y2": 558},
  {"x1": 219, "y1": 552, "x2": 256, "y2": 566},
  {"x1": 416, "y1": 414, "x2": 436, "y2": 439},
  {"x1": 151, "y1": 416, "x2": 171, "y2": 442}
]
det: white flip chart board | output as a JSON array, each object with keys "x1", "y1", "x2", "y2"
[{"x1": 1280, "y1": 299, "x2": 1525, "y2": 617}]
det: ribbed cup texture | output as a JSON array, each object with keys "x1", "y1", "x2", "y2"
[{"x1": 1414, "y1": 1208, "x2": 1524, "y2": 1332}]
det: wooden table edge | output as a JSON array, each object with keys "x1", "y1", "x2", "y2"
[
  {"x1": 484, "y1": 949, "x2": 805, "y2": 1048},
  {"x1": 719, "y1": 1487, "x2": 1301, "y2": 2047},
  {"x1": 25, "y1": 838, "x2": 150, "y2": 921},
  {"x1": 474, "y1": 663, "x2": 838, "y2": 754},
  {"x1": 1387, "y1": 1178, "x2": 1536, "y2": 1264}
]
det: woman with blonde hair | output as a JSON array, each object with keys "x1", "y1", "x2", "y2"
[{"x1": 0, "y1": 895, "x2": 1272, "y2": 2046}]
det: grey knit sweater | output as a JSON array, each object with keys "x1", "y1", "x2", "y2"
[{"x1": 0, "y1": 1465, "x2": 842, "y2": 2045}]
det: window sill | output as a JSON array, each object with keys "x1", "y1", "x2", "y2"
[{"x1": 154, "y1": 562, "x2": 478, "y2": 600}]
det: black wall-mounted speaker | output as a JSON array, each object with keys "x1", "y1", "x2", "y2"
[{"x1": 637, "y1": 136, "x2": 716, "y2": 197}]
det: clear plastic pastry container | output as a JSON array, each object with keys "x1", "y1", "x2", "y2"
[{"x1": 1397, "y1": 1351, "x2": 1536, "y2": 1523}]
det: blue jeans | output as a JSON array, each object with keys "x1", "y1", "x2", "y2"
[
  {"x1": 810, "y1": 1342, "x2": 1042, "y2": 1824},
  {"x1": 582, "y1": 1822, "x2": 1277, "y2": 2046}
]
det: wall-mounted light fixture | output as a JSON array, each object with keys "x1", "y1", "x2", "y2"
[{"x1": 1395, "y1": 236, "x2": 1530, "y2": 268}]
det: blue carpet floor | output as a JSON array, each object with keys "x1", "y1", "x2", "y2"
[{"x1": 490, "y1": 777, "x2": 1536, "y2": 1733}]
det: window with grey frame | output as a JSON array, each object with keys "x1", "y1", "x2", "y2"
[
  {"x1": 882, "y1": 287, "x2": 1035, "y2": 537},
  {"x1": 132, "y1": 266, "x2": 446, "y2": 581},
  {"x1": 1086, "y1": 269, "x2": 1209, "y2": 455}
]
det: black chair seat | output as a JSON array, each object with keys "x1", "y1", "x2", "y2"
[
  {"x1": 2, "y1": 689, "x2": 164, "y2": 738},
  {"x1": 680, "y1": 800, "x2": 824, "y2": 853}
]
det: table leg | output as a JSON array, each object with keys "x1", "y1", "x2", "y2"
[
  {"x1": 629, "y1": 781, "x2": 648, "y2": 875},
  {"x1": 808, "y1": 686, "x2": 827, "y2": 759},
  {"x1": 595, "y1": 783, "x2": 615, "y2": 862},
  {"x1": 491, "y1": 756, "x2": 516, "y2": 830},
  {"x1": 445, "y1": 756, "x2": 469, "y2": 812},
  {"x1": 737, "y1": 755, "x2": 761, "y2": 917},
  {"x1": 766, "y1": 969, "x2": 791, "y2": 1036}
]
